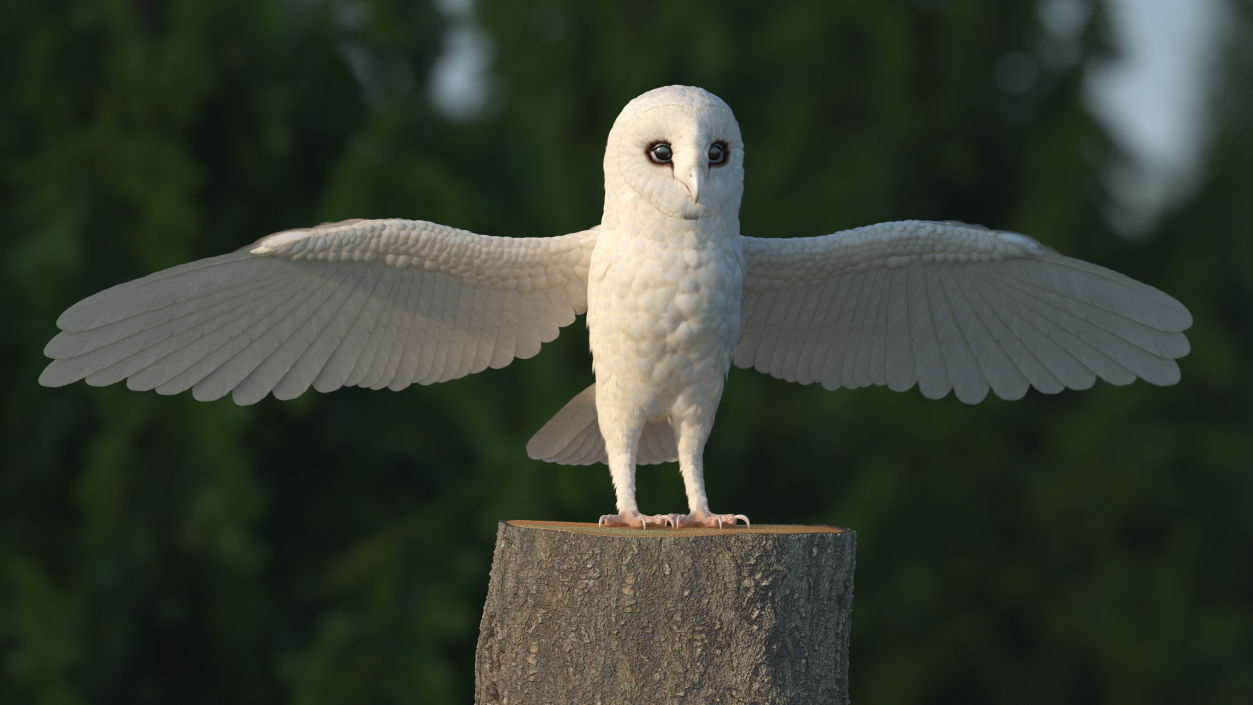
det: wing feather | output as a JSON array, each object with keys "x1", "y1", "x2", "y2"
[
  {"x1": 150, "y1": 276, "x2": 332, "y2": 395},
  {"x1": 45, "y1": 269, "x2": 299, "y2": 360},
  {"x1": 884, "y1": 267, "x2": 918, "y2": 392},
  {"x1": 637, "y1": 420, "x2": 679, "y2": 465},
  {"x1": 549, "y1": 285, "x2": 576, "y2": 328},
  {"x1": 232, "y1": 264, "x2": 370, "y2": 405},
  {"x1": 354, "y1": 270, "x2": 405, "y2": 388},
  {"x1": 868, "y1": 268, "x2": 892, "y2": 387},
  {"x1": 566, "y1": 425, "x2": 605, "y2": 465},
  {"x1": 490, "y1": 289, "x2": 521, "y2": 369},
  {"x1": 1002, "y1": 257, "x2": 1191, "y2": 330},
  {"x1": 802, "y1": 276, "x2": 850, "y2": 387},
  {"x1": 314, "y1": 263, "x2": 401, "y2": 393},
  {"x1": 779, "y1": 282, "x2": 827, "y2": 384},
  {"x1": 71, "y1": 273, "x2": 305, "y2": 387},
  {"x1": 431, "y1": 274, "x2": 470, "y2": 385},
  {"x1": 273, "y1": 263, "x2": 385, "y2": 400},
  {"x1": 535, "y1": 288, "x2": 560, "y2": 344},
  {"x1": 470, "y1": 283, "x2": 503, "y2": 376},
  {"x1": 740, "y1": 220, "x2": 1190, "y2": 402},
  {"x1": 926, "y1": 264, "x2": 989, "y2": 403},
  {"x1": 844, "y1": 267, "x2": 889, "y2": 390},
  {"x1": 42, "y1": 219, "x2": 598, "y2": 403},
  {"x1": 970, "y1": 271, "x2": 1098, "y2": 389},
  {"x1": 963, "y1": 272, "x2": 1074, "y2": 393},
  {"x1": 414, "y1": 272, "x2": 451, "y2": 386},
  {"x1": 446, "y1": 274, "x2": 483, "y2": 381},
  {"x1": 733, "y1": 293, "x2": 760, "y2": 367},
  {"x1": 765, "y1": 288, "x2": 804, "y2": 380},
  {"x1": 820, "y1": 271, "x2": 869, "y2": 391},
  {"x1": 527, "y1": 383, "x2": 676, "y2": 467},
  {"x1": 734, "y1": 291, "x2": 771, "y2": 370},
  {"x1": 387, "y1": 269, "x2": 433, "y2": 390},
  {"x1": 420, "y1": 273, "x2": 459, "y2": 386},
  {"x1": 451, "y1": 285, "x2": 487, "y2": 380},
  {"x1": 192, "y1": 265, "x2": 350, "y2": 403},
  {"x1": 759, "y1": 289, "x2": 799, "y2": 376},
  {"x1": 977, "y1": 271, "x2": 1137, "y2": 386},
  {"x1": 515, "y1": 292, "x2": 542, "y2": 360},
  {"x1": 984, "y1": 267, "x2": 1189, "y2": 365},
  {"x1": 944, "y1": 269, "x2": 1030, "y2": 400},
  {"x1": 56, "y1": 254, "x2": 286, "y2": 332}
]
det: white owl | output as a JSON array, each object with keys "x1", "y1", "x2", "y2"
[{"x1": 40, "y1": 86, "x2": 1192, "y2": 530}]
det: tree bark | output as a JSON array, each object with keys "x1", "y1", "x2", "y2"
[{"x1": 474, "y1": 520, "x2": 855, "y2": 704}]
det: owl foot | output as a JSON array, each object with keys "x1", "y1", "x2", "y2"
[
  {"x1": 670, "y1": 511, "x2": 751, "y2": 529},
  {"x1": 598, "y1": 510, "x2": 675, "y2": 530}
]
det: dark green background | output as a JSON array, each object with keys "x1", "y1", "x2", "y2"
[{"x1": 2, "y1": 1, "x2": 1250, "y2": 703}]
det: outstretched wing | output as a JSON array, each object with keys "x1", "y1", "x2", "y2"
[
  {"x1": 736, "y1": 220, "x2": 1192, "y2": 404},
  {"x1": 41, "y1": 218, "x2": 598, "y2": 405}
]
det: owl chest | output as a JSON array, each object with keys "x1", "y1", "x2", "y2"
[{"x1": 587, "y1": 233, "x2": 743, "y2": 356}]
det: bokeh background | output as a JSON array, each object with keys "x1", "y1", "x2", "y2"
[{"x1": 2, "y1": 0, "x2": 1251, "y2": 703}]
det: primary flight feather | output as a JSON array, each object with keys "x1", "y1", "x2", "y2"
[{"x1": 41, "y1": 86, "x2": 1192, "y2": 529}]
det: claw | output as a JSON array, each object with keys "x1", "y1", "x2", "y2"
[
  {"x1": 670, "y1": 511, "x2": 752, "y2": 528},
  {"x1": 599, "y1": 511, "x2": 672, "y2": 529}
]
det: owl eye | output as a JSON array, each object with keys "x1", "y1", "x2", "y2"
[
  {"x1": 648, "y1": 143, "x2": 673, "y2": 163},
  {"x1": 708, "y1": 141, "x2": 728, "y2": 165}
]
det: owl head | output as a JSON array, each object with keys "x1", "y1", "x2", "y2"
[{"x1": 604, "y1": 86, "x2": 745, "y2": 223}]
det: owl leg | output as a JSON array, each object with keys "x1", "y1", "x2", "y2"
[
  {"x1": 597, "y1": 407, "x2": 672, "y2": 530},
  {"x1": 670, "y1": 407, "x2": 749, "y2": 529}
]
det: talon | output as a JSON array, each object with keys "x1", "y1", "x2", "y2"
[
  {"x1": 715, "y1": 515, "x2": 723, "y2": 529},
  {"x1": 734, "y1": 514, "x2": 751, "y2": 527}
]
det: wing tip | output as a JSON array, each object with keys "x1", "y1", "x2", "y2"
[{"x1": 38, "y1": 362, "x2": 75, "y2": 388}]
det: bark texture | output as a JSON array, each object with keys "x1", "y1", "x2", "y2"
[{"x1": 475, "y1": 520, "x2": 855, "y2": 704}]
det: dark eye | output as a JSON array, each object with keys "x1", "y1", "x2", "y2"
[
  {"x1": 708, "y1": 142, "x2": 727, "y2": 165},
  {"x1": 649, "y1": 143, "x2": 673, "y2": 163}
]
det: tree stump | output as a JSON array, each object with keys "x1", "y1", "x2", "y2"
[{"x1": 474, "y1": 520, "x2": 856, "y2": 704}]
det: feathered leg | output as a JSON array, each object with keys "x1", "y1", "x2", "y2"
[
  {"x1": 669, "y1": 397, "x2": 749, "y2": 529},
  {"x1": 596, "y1": 393, "x2": 672, "y2": 530}
]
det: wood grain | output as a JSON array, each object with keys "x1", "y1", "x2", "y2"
[{"x1": 475, "y1": 520, "x2": 856, "y2": 704}]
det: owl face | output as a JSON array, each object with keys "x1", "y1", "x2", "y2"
[{"x1": 606, "y1": 87, "x2": 745, "y2": 222}]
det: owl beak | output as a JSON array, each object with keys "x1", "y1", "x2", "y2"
[{"x1": 677, "y1": 165, "x2": 704, "y2": 204}]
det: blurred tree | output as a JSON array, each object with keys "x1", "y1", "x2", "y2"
[{"x1": 0, "y1": 0, "x2": 1249, "y2": 704}]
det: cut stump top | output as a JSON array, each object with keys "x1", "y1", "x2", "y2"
[{"x1": 506, "y1": 519, "x2": 848, "y2": 537}]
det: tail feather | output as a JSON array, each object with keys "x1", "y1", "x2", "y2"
[{"x1": 526, "y1": 383, "x2": 678, "y2": 465}]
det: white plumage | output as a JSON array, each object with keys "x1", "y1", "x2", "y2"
[{"x1": 40, "y1": 86, "x2": 1192, "y2": 530}]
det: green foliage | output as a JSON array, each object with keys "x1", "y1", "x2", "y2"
[{"x1": 1, "y1": 0, "x2": 1250, "y2": 703}]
